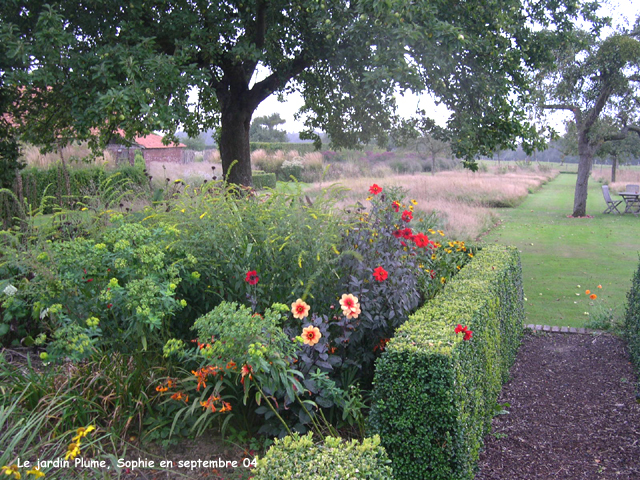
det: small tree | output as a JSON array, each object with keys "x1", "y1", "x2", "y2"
[
  {"x1": 416, "y1": 134, "x2": 450, "y2": 175},
  {"x1": 539, "y1": 27, "x2": 640, "y2": 216}
]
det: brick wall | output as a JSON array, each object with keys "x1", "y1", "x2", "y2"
[{"x1": 143, "y1": 148, "x2": 184, "y2": 163}]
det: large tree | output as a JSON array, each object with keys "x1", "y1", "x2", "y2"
[
  {"x1": 539, "y1": 25, "x2": 640, "y2": 216},
  {"x1": 1, "y1": 0, "x2": 601, "y2": 186}
]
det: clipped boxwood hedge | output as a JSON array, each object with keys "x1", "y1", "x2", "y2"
[
  {"x1": 253, "y1": 170, "x2": 277, "y2": 190},
  {"x1": 252, "y1": 433, "x2": 394, "y2": 480},
  {"x1": 625, "y1": 257, "x2": 640, "y2": 373},
  {"x1": 368, "y1": 244, "x2": 524, "y2": 480}
]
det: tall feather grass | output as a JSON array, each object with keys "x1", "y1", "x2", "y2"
[{"x1": 308, "y1": 166, "x2": 556, "y2": 241}]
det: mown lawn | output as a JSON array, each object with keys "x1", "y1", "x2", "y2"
[{"x1": 481, "y1": 172, "x2": 639, "y2": 328}]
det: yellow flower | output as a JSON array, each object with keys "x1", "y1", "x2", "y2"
[
  {"x1": 437, "y1": 230, "x2": 444, "y2": 236},
  {"x1": 72, "y1": 425, "x2": 95, "y2": 443},
  {"x1": 1, "y1": 465, "x2": 21, "y2": 479},
  {"x1": 441, "y1": 277, "x2": 446, "y2": 284},
  {"x1": 26, "y1": 466, "x2": 45, "y2": 478},
  {"x1": 200, "y1": 212, "x2": 207, "y2": 219},
  {"x1": 65, "y1": 442, "x2": 81, "y2": 461},
  {"x1": 411, "y1": 199, "x2": 417, "y2": 205}
]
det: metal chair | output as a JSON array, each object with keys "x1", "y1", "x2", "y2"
[
  {"x1": 602, "y1": 185, "x2": 623, "y2": 214},
  {"x1": 626, "y1": 184, "x2": 640, "y2": 193}
]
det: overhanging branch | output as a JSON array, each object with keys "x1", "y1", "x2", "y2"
[{"x1": 602, "y1": 124, "x2": 640, "y2": 142}]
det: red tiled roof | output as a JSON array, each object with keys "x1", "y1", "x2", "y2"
[{"x1": 133, "y1": 133, "x2": 186, "y2": 149}]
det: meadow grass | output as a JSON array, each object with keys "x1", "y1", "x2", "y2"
[
  {"x1": 308, "y1": 166, "x2": 555, "y2": 241},
  {"x1": 481, "y1": 172, "x2": 639, "y2": 328}
]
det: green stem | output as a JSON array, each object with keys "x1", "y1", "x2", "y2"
[{"x1": 255, "y1": 385, "x2": 292, "y2": 436}]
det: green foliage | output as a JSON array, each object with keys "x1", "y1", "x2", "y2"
[
  {"x1": 250, "y1": 142, "x2": 317, "y2": 155},
  {"x1": 253, "y1": 432, "x2": 394, "y2": 480},
  {"x1": 369, "y1": 244, "x2": 524, "y2": 480},
  {"x1": 16, "y1": 164, "x2": 148, "y2": 213},
  {"x1": 624, "y1": 258, "x2": 640, "y2": 375},
  {"x1": 252, "y1": 171, "x2": 277, "y2": 190},
  {"x1": 133, "y1": 150, "x2": 145, "y2": 169},
  {"x1": 1, "y1": 220, "x2": 189, "y2": 357},
  {"x1": 156, "y1": 180, "x2": 347, "y2": 320},
  {"x1": 0, "y1": 350, "x2": 164, "y2": 441}
]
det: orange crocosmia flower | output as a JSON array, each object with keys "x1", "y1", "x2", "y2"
[
  {"x1": 590, "y1": 294, "x2": 597, "y2": 300},
  {"x1": 597, "y1": 285, "x2": 602, "y2": 289},
  {"x1": 585, "y1": 289, "x2": 591, "y2": 295},
  {"x1": 291, "y1": 298, "x2": 311, "y2": 319},
  {"x1": 155, "y1": 385, "x2": 168, "y2": 393},
  {"x1": 226, "y1": 360, "x2": 237, "y2": 370},
  {"x1": 220, "y1": 401, "x2": 232, "y2": 413},
  {"x1": 241, "y1": 364, "x2": 253, "y2": 384},
  {"x1": 302, "y1": 325, "x2": 322, "y2": 346},
  {"x1": 171, "y1": 392, "x2": 188, "y2": 403},
  {"x1": 192, "y1": 366, "x2": 221, "y2": 391}
]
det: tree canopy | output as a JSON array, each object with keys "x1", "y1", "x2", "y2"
[
  {"x1": 1, "y1": 0, "x2": 602, "y2": 186},
  {"x1": 538, "y1": 23, "x2": 640, "y2": 216}
]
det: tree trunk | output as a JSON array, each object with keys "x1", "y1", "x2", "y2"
[
  {"x1": 573, "y1": 131, "x2": 595, "y2": 217},
  {"x1": 611, "y1": 155, "x2": 618, "y2": 183},
  {"x1": 431, "y1": 153, "x2": 436, "y2": 176},
  {"x1": 219, "y1": 96, "x2": 254, "y2": 187}
]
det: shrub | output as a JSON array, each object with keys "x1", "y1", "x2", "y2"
[
  {"x1": 368, "y1": 244, "x2": 524, "y2": 480},
  {"x1": 253, "y1": 171, "x2": 277, "y2": 190},
  {"x1": 252, "y1": 433, "x2": 394, "y2": 480},
  {"x1": 15, "y1": 164, "x2": 148, "y2": 213},
  {"x1": 279, "y1": 158, "x2": 303, "y2": 181},
  {"x1": 1, "y1": 219, "x2": 189, "y2": 357},
  {"x1": 625, "y1": 258, "x2": 640, "y2": 374}
]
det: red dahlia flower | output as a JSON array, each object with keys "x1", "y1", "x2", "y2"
[
  {"x1": 369, "y1": 184, "x2": 383, "y2": 195},
  {"x1": 245, "y1": 270, "x2": 259, "y2": 285},
  {"x1": 401, "y1": 210, "x2": 413, "y2": 222},
  {"x1": 373, "y1": 266, "x2": 388, "y2": 282},
  {"x1": 412, "y1": 233, "x2": 430, "y2": 248}
]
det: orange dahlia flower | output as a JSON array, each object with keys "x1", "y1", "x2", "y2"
[
  {"x1": 302, "y1": 325, "x2": 322, "y2": 346},
  {"x1": 291, "y1": 298, "x2": 311, "y2": 319}
]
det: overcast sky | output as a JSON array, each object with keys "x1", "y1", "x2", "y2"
[{"x1": 251, "y1": 0, "x2": 640, "y2": 134}]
